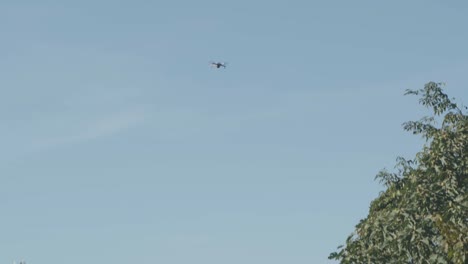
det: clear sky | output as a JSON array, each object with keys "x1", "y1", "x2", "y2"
[{"x1": 1, "y1": 1, "x2": 467, "y2": 263}]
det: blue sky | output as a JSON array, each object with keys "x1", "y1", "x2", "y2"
[{"x1": 1, "y1": 1, "x2": 467, "y2": 263}]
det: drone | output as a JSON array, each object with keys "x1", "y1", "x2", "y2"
[{"x1": 210, "y1": 61, "x2": 227, "y2": 69}]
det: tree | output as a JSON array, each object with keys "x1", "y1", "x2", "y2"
[{"x1": 329, "y1": 82, "x2": 467, "y2": 263}]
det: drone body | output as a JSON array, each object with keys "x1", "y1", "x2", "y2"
[{"x1": 210, "y1": 62, "x2": 227, "y2": 69}]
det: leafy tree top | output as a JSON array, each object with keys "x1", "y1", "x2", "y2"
[{"x1": 329, "y1": 82, "x2": 467, "y2": 264}]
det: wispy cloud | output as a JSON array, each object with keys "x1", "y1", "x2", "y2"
[{"x1": 32, "y1": 107, "x2": 147, "y2": 151}]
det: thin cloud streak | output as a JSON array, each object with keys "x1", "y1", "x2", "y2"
[{"x1": 32, "y1": 107, "x2": 147, "y2": 151}]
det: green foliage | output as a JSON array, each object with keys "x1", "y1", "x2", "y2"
[{"x1": 329, "y1": 82, "x2": 468, "y2": 263}]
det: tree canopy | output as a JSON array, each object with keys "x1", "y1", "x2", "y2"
[{"x1": 329, "y1": 82, "x2": 467, "y2": 263}]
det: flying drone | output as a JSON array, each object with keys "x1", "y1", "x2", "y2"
[{"x1": 210, "y1": 61, "x2": 227, "y2": 69}]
